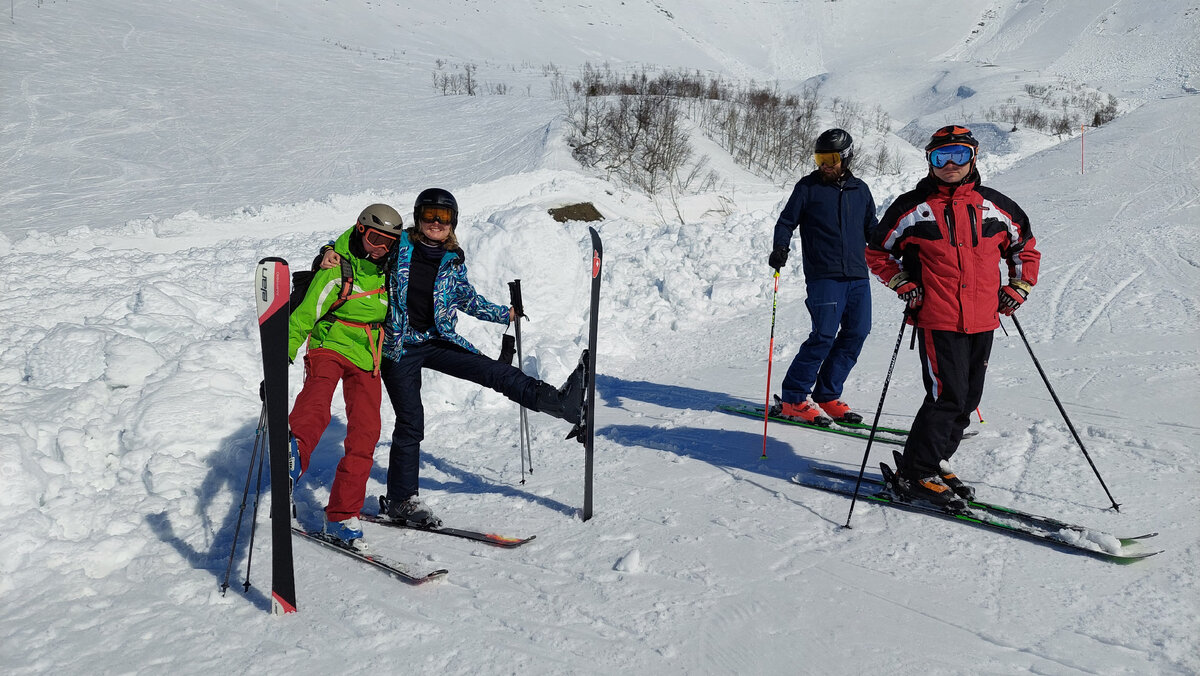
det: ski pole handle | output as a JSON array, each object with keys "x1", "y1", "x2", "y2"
[{"x1": 508, "y1": 279, "x2": 524, "y2": 319}]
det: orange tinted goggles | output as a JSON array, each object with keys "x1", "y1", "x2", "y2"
[
  {"x1": 417, "y1": 205, "x2": 455, "y2": 225},
  {"x1": 362, "y1": 228, "x2": 397, "y2": 248},
  {"x1": 814, "y1": 152, "x2": 842, "y2": 167}
]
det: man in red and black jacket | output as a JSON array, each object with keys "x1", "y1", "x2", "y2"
[{"x1": 866, "y1": 125, "x2": 1041, "y2": 506}]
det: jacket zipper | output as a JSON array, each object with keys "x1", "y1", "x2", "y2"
[
  {"x1": 838, "y1": 183, "x2": 847, "y2": 275},
  {"x1": 943, "y1": 202, "x2": 958, "y2": 247}
]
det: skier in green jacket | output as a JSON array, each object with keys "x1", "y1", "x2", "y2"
[{"x1": 287, "y1": 203, "x2": 402, "y2": 549}]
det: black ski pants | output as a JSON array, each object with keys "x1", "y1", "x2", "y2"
[
  {"x1": 900, "y1": 328, "x2": 993, "y2": 478},
  {"x1": 380, "y1": 340, "x2": 542, "y2": 502}
]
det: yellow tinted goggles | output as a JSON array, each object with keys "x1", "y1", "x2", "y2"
[
  {"x1": 417, "y1": 205, "x2": 455, "y2": 225},
  {"x1": 814, "y1": 152, "x2": 842, "y2": 167}
]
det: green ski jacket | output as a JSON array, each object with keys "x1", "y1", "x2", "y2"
[{"x1": 288, "y1": 227, "x2": 389, "y2": 373}]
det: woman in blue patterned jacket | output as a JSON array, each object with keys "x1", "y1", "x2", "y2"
[{"x1": 375, "y1": 188, "x2": 584, "y2": 527}]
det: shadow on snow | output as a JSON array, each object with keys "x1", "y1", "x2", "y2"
[
  {"x1": 151, "y1": 400, "x2": 575, "y2": 610},
  {"x1": 592, "y1": 374, "x2": 879, "y2": 528}
]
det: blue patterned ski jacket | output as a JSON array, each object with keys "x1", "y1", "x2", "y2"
[{"x1": 382, "y1": 231, "x2": 511, "y2": 361}]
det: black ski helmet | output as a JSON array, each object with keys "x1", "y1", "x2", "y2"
[
  {"x1": 814, "y1": 128, "x2": 854, "y2": 167},
  {"x1": 413, "y1": 188, "x2": 459, "y2": 229}
]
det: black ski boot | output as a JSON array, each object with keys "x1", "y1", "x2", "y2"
[
  {"x1": 894, "y1": 474, "x2": 967, "y2": 510},
  {"x1": 532, "y1": 352, "x2": 586, "y2": 425},
  {"x1": 938, "y1": 460, "x2": 976, "y2": 501},
  {"x1": 885, "y1": 453, "x2": 966, "y2": 510},
  {"x1": 379, "y1": 494, "x2": 443, "y2": 529},
  {"x1": 894, "y1": 451, "x2": 976, "y2": 501},
  {"x1": 559, "y1": 351, "x2": 587, "y2": 415}
]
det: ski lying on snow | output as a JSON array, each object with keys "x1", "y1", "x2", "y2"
[
  {"x1": 788, "y1": 469, "x2": 1160, "y2": 562},
  {"x1": 361, "y1": 514, "x2": 536, "y2": 548},
  {"x1": 291, "y1": 527, "x2": 449, "y2": 584},
  {"x1": 718, "y1": 404, "x2": 907, "y2": 445},
  {"x1": 811, "y1": 466, "x2": 1157, "y2": 544}
]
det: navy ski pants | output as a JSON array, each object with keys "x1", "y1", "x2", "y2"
[
  {"x1": 781, "y1": 277, "x2": 871, "y2": 403},
  {"x1": 380, "y1": 341, "x2": 541, "y2": 502},
  {"x1": 900, "y1": 328, "x2": 993, "y2": 478}
]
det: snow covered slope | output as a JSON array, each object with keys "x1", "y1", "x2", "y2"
[{"x1": 1, "y1": 1, "x2": 1197, "y2": 674}]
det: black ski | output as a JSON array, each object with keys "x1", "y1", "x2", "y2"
[
  {"x1": 291, "y1": 527, "x2": 448, "y2": 584},
  {"x1": 567, "y1": 227, "x2": 602, "y2": 521},
  {"x1": 811, "y1": 465, "x2": 1157, "y2": 544},
  {"x1": 361, "y1": 513, "x2": 536, "y2": 548},
  {"x1": 789, "y1": 467, "x2": 1160, "y2": 562},
  {"x1": 719, "y1": 403, "x2": 907, "y2": 445},
  {"x1": 255, "y1": 258, "x2": 297, "y2": 614}
]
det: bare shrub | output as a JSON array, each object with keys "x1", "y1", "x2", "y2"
[
  {"x1": 985, "y1": 81, "x2": 1120, "y2": 134},
  {"x1": 565, "y1": 91, "x2": 703, "y2": 197},
  {"x1": 430, "y1": 62, "x2": 496, "y2": 96}
]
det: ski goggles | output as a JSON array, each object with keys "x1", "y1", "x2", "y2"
[
  {"x1": 416, "y1": 205, "x2": 455, "y2": 225},
  {"x1": 813, "y1": 151, "x2": 843, "y2": 167},
  {"x1": 361, "y1": 227, "x2": 398, "y2": 256},
  {"x1": 928, "y1": 143, "x2": 975, "y2": 168}
]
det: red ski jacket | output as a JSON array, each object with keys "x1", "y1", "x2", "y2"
[{"x1": 867, "y1": 173, "x2": 1040, "y2": 333}]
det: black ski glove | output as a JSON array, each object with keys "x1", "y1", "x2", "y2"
[
  {"x1": 998, "y1": 282, "x2": 1030, "y2": 316},
  {"x1": 498, "y1": 334, "x2": 516, "y2": 365},
  {"x1": 769, "y1": 247, "x2": 789, "y2": 270},
  {"x1": 888, "y1": 272, "x2": 924, "y2": 310}
]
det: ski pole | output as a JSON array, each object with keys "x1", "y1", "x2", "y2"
[
  {"x1": 1008, "y1": 315, "x2": 1121, "y2": 511},
  {"x1": 761, "y1": 270, "x2": 780, "y2": 460},
  {"x1": 975, "y1": 407, "x2": 986, "y2": 424},
  {"x1": 845, "y1": 314, "x2": 909, "y2": 528},
  {"x1": 242, "y1": 424, "x2": 269, "y2": 592},
  {"x1": 508, "y1": 280, "x2": 534, "y2": 480},
  {"x1": 221, "y1": 403, "x2": 267, "y2": 596}
]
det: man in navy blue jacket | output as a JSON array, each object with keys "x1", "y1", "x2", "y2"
[{"x1": 768, "y1": 128, "x2": 878, "y2": 426}]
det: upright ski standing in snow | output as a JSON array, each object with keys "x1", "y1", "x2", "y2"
[
  {"x1": 254, "y1": 257, "x2": 297, "y2": 614},
  {"x1": 567, "y1": 227, "x2": 602, "y2": 521}
]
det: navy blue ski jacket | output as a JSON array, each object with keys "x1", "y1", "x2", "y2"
[{"x1": 773, "y1": 170, "x2": 879, "y2": 280}]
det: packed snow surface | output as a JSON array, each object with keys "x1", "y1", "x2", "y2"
[{"x1": 2, "y1": 1, "x2": 1197, "y2": 674}]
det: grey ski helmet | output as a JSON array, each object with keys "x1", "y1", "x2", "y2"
[
  {"x1": 357, "y1": 203, "x2": 404, "y2": 234},
  {"x1": 354, "y1": 203, "x2": 404, "y2": 259}
]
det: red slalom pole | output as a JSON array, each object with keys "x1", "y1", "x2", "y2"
[{"x1": 762, "y1": 271, "x2": 780, "y2": 459}]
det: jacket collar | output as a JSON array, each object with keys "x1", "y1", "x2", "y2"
[{"x1": 917, "y1": 169, "x2": 979, "y2": 199}]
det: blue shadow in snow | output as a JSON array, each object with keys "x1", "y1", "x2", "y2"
[
  {"x1": 594, "y1": 373, "x2": 747, "y2": 413},
  {"x1": 590, "y1": 374, "x2": 873, "y2": 526},
  {"x1": 294, "y1": 423, "x2": 577, "y2": 525},
  {"x1": 371, "y1": 453, "x2": 577, "y2": 519},
  {"x1": 148, "y1": 408, "x2": 296, "y2": 613}
]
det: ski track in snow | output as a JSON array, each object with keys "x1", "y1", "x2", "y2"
[{"x1": 1068, "y1": 270, "x2": 1143, "y2": 343}]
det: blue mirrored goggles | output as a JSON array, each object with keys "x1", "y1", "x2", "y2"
[{"x1": 928, "y1": 144, "x2": 975, "y2": 168}]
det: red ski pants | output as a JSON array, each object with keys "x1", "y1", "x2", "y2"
[{"x1": 288, "y1": 348, "x2": 382, "y2": 522}]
